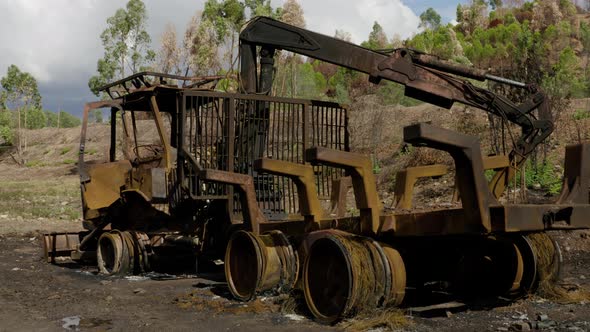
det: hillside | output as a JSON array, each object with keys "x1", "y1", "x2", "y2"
[
  {"x1": 0, "y1": 101, "x2": 589, "y2": 331},
  {"x1": 0, "y1": 96, "x2": 586, "y2": 220}
]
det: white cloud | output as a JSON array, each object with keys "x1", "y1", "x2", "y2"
[
  {"x1": 275, "y1": 0, "x2": 420, "y2": 43},
  {"x1": 0, "y1": 0, "x2": 421, "y2": 113},
  {"x1": 355, "y1": 0, "x2": 420, "y2": 40},
  {"x1": 0, "y1": 0, "x2": 115, "y2": 82},
  {"x1": 0, "y1": 0, "x2": 419, "y2": 83},
  {"x1": 0, "y1": 0, "x2": 205, "y2": 83}
]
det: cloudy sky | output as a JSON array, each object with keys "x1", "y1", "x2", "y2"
[{"x1": 0, "y1": 0, "x2": 463, "y2": 116}]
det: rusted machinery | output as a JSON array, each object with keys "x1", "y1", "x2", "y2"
[
  {"x1": 224, "y1": 17, "x2": 585, "y2": 323},
  {"x1": 43, "y1": 70, "x2": 349, "y2": 274},
  {"x1": 43, "y1": 18, "x2": 590, "y2": 324}
]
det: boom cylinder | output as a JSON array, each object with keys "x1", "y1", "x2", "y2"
[{"x1": 412, "y1": 53, "x2": 526, "y2": 88}]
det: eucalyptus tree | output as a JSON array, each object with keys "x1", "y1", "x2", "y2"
[{"x1": 88, "y1": 0, "x2": 155, "y2": 96}]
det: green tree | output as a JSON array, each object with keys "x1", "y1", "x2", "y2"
[
  {"x1": 542, "y1": 47, "x2": 583, "y2": 121},
  {"x1": 274, "y1": 0, "x2": 306, "y2": 96},
  {"x1": 182, "y1": 13, "x2": 221, "y2": 76},
  {"x1": 419, "y1": 7, "x2": 441, "y2": 30},
  {"x1": 0, "y1": 90, "x2": 6, "y2": 110},
  {"x1": 490, "y1": 0, "x2": 502, "y2": 10},
  {"x1": 244, "y1": 0, "x2": 282, "y2": 18},
  {"x1": 456, "y1": 4, "x2": 464, "y2": 24},
  {"x1": 24, "y1": 108, "x2": 47, "y2": 129},
  {"x1": 1, "y1": 65, "x2": 41, "y2": 110},
  {"x1": 281, "y1": 0, "x2": 305, "y2": 28},
  {"x1": 45, "y1": 111, "x2": 58, "y2": 127},
  {"x1": 95, "y1": 110, "x2": 103, "y2": 124},
  {"x1": 456, "y1": 1, "x2": 584, "y2": 169},
  {"x1": 88, "y1": 109, "x2": 104, "y2": 124},
  {"x1": 202, "y1": 0, "x2": 245, "y2": 75},
  {"x1": 362, "y1": 22, "x2": 389, "y2": 50},
  {"x1": 1, "y1": 65, "x2": 42, "y2": 160},
  {"x1": 156, "y1": 23, "x2": 181, "y2": 74},
  {"x1": 88, "y1": 0, "x2": 156, "y2": 96},
  {"x1": 45, "y1": 110, "x2": 80, "y2": 128},
  {"x1": 58, "y1": 112, "x2": 82, "y2": 128},
  {"x1": 328, "y1": 67, "x2": 364, "y2": 104},
  {"x1": 456, "y1": 0, "x2": 488, "y2": 35},
  {"x1": 203, "y1": 0, "x2": 245, "y2": 43},
  {"x1": 295, "y1": 62, "x2": 326, "y2": 99},
  {"x1": 334, "y1": 29, "x2": 352, "y2": 42},
  {"x1": 0, "y1": 110, "x2": 13, "y2": 144}
]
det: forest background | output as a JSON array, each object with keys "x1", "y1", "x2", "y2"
[{"x1": 3, "y1": 0, "x2": 590, "y2": 197}]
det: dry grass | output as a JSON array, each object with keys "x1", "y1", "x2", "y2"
[
  {"x1": 335, "y1": 234, "x2": 385, "y2": 315},
  {"x1": 0, "y1": 173, "x2": 82, "y2": 234},
  {"x1": 528, "y1": 233, "x2": 590, "y2": 304},
  {"x1": 175, "y1": 289, "x2": 278, "y2": 315},
  {"x1": 339, "y1": 309, "x2": 412, "y2": 331},
  {"x1": 537, "y1": 282, "x2": 590, "y2": 304},
  {"x1": 279, "y1": 292, "x2": 301, "y2": 314},
  {"x1": 0, "y1": 177, "x2": 80, "y2": 221},
  {"x1": 403, "y1": 147, "x2": 452, "y2": 168},
  {"x1": 529, "y1": 233, "x2": 557, "y2": 280}
]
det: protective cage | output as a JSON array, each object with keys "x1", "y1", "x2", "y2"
[{"x1": 177, "y1": 90, "x2": 349, "y2": 220}]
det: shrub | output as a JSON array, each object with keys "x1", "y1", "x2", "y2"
[
  {"x1": 60, "y1": 147, "x2": 72, "y2": 155},
  {"x1": 515, "y1": 160, "x2": 562, "y2": 195}
]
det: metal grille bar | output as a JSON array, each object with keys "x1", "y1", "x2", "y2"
[{"x1": 181, "y1": 91, "x2": 348, "y2": 219}]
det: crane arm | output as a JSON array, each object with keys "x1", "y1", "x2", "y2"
[{"x1": 239, "y1": 17, "x2": 554, "y2": 197}]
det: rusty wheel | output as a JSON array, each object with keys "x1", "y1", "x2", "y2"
[
  {"x1": 225, "y1": 231, "x2": 265, "y2": 301},
  {"x1": 527, "y1": 232, "x2": 562, "y2": 290},
  {"x1": 504, "y1": 232, "x2": 563, "y2": 297},
  {"x1": 303, "y1": 235, "x2": 352, "y2": 323},
  {"x1": 381, "y1": 244, "x2": 406, "y2": 306},
  {"x1": 303, "y1": 233, "x2": 406, "y2": 324},
  {"x1": 132, "y1": 232, "x2": 152, "y2": 273},
  {"x1": 97, "y1": 232, "x2": 125, "y2": 275},
  {"x1": 225, "y1": 230, "x2": 298, "y2": 301},
  {"x1": 511, "y1": 234, "x2": 538, "y2": 295},
  {"x1": 97, "y1": 230, "x2": 141, "y2": 275},
  {"x1": 449, "y1": 236, "x2": 526, "y2": 298}
]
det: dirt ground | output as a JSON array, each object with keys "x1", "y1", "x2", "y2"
[
  {"x1": 0, "y1": 234, "x2": 334, "y2": 332},
  {"x1": 1, "y1": 225, "x2": 590, "y2": 332},
  {"x1": 1, "y1": 122, "x2": 590, "y2": 331},
  {"x1": 0, "y1": 160, "x2": 331, "y2": 331}
]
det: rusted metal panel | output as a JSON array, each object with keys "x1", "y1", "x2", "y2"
[
  {"x1": 404, "y1": 123, "x2": 497, "y2": 233},
  {"x1": 199, "y1": 168, "x2": 267, "y2": 234},
  {"x1": 180, "y1": 91, "x2": 348, "y2": 220},
  {"x1": 253, "y1": 158, "x2": 323, "y2": 225},
  {"x1": 482, "y1": 155, "x2": 510, "y2": 171},
  {"x1": 556, "y1": 143, "x2": 590, "y2": 204},
  {"x1": 329, "y1": 176, "x2": 352, "y2": 217},
  {"x1": 452, "y1": 154, "x2": 510, "y2": 202},
  {"x1": 394, "y1": 164, "x2": 449, "y2": 210},
  {"x1": 150, "y1": 168, "x2": 167, "y2": 201},
  {"x1": 491, "y1": 204, "x2": 590, "y2": 232},
  {"x1": 306, "y1": 147, "x2": 381, "y2": 235},
  {"x1": 82, "y1": 160, "x2": 132, "y2": 211},
  {"x1": 42, "y1": 232, "x2": 84, "y2": 263},
  {"x1": 385, "y1": 209, "x2": 472, "y2": 236}
]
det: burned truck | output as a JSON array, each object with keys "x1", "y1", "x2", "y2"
[
  {"x1": 43, "y1": 70, "x2": 348, "y2": 274},
  {"x1": 44, "y1": 17, "x2": 590, "y2": 324}
]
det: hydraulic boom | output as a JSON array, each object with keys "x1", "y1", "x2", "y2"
[{"x1": 239, "y1": 17, "x2": 554, "y2": 197}]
